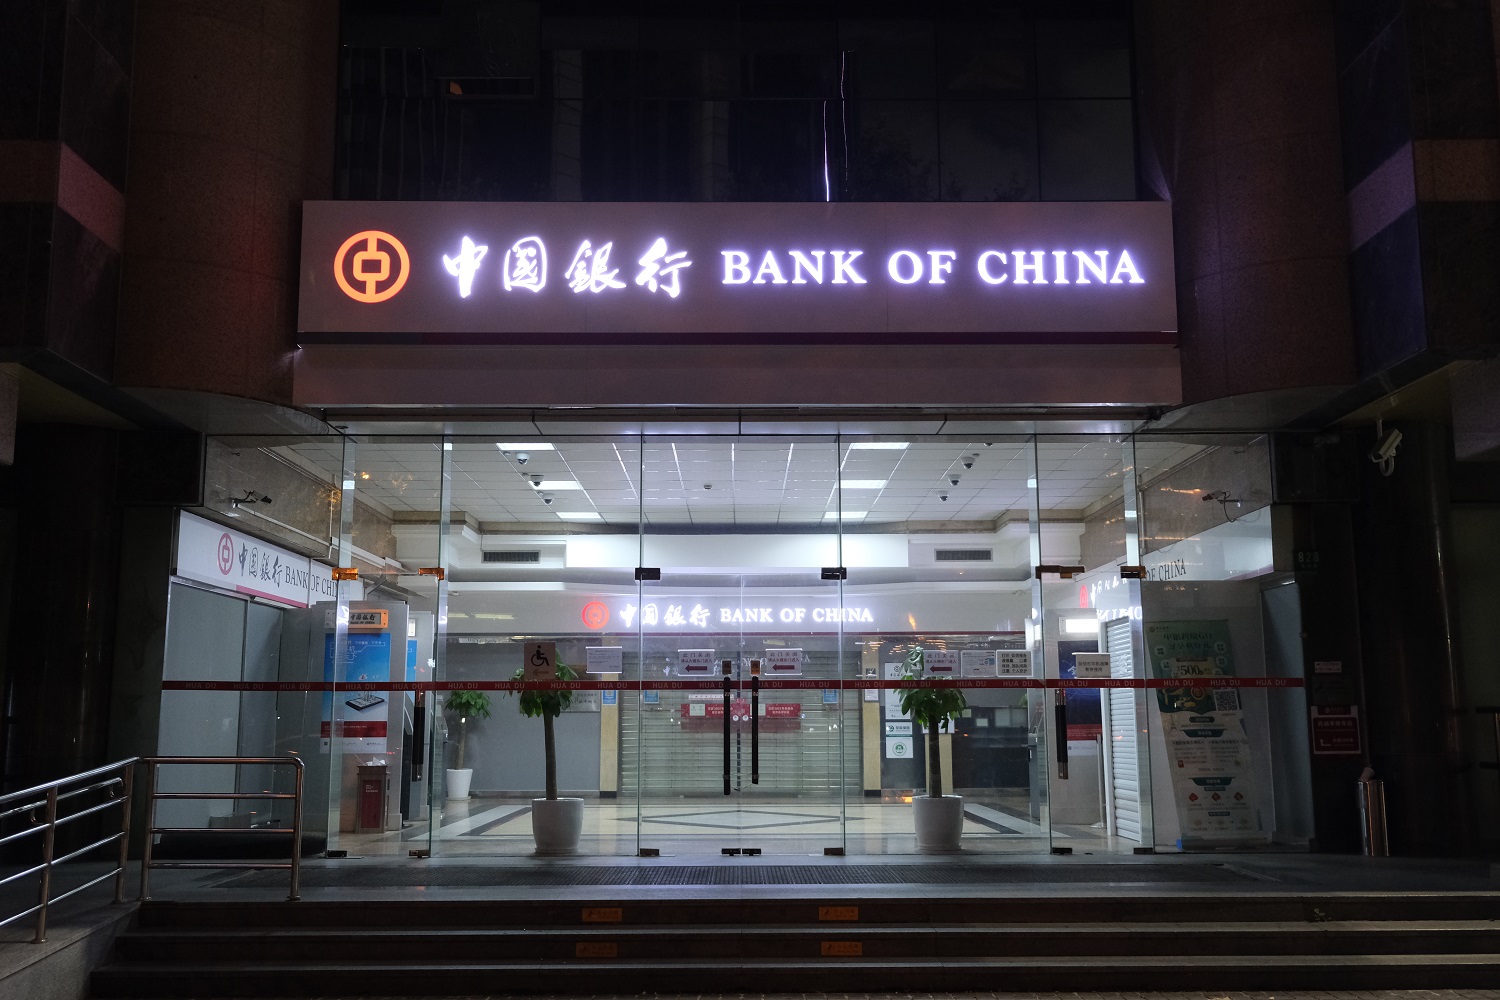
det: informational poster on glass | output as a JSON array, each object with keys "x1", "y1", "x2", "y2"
[
  {"x1": 322, "y1": 632, "x2": 391, "y2": 753},
  {"x1": 1145, "y1": 620, "x2": 1267, "y2": 845},
  {"x1": 960, "y1": 649, "x2": 998, "y2": 677},
  {"x1": 586, "y1": 646, "x2": 624, "y2": 674},
  {"x1": 677, "y1": 649, "x2": 716, "y2": 676},
  {"x1": 763, "y1": 648, "x2": 803, "y2": 675},
  {"x1": 997, "y1": 650, "x2": 1034, "y2": 677},
  {"x1": 925, "y1": 650, "x2": 960, "y2": 676}
]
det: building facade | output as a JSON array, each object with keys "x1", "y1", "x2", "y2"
[{"x1": 1, "y1": 0, "x2": 1498, "y2": 860}]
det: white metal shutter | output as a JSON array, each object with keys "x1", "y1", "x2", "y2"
[{"x1": 1106, "y1": 619, "x2": 1142, "y2": 842}]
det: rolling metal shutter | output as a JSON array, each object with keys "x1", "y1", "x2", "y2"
[{"x1": 1105, "y1": 619, "x2": 1142, "y2": 843}]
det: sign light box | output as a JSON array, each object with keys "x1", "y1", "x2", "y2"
[{"x1": 297, "y1": 201, "x2": 1176, "y2": 345}]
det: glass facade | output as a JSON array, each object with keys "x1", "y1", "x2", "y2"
[
  {"x1": 335, "y1": 3, "x2": 1136, "y2": 203},
  {"x1": 154, "y1": 429, "x2": 1315, "y2": 859}
]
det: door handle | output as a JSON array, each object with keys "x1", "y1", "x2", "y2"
[
  {"x1": 722, "y1": 660, "x2": 733, "y2": 796},
  {"x1": 750, "y1": 661, "x2": 760, "y2": 784},
  {"x1": 1055, "y1": 689, "x2": 1069, "y2": 780}
]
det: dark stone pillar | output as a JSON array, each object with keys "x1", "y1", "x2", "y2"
[
  {"x1": 1353, "y1": 421, "x2": 1471, "y2": 855},
  {"x1": 1134, "y1": 2, "x2": 1356, "y2": 403},
  {"x1": 116, "y1": 1, "x2": 340, "y2": 405},
  {"x1": 0, "y1": 427, "x2": 121, "y2": 795}
]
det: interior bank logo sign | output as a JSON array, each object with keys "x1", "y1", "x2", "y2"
[{"x1": 333, "y1": 230, "x2": 410, "y2": 303}]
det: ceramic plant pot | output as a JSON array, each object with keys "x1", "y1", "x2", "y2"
[
  {"x1": 531, "y1": 796, "x2": 584, "y2": 854},
  {"x1": 913, "y1": 793, "x2": 964, "y2": 852}
]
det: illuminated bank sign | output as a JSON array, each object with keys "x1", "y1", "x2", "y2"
[
  {"x1": 298, "y1": 201, "x2": 1175, "y2": 345},
  {"x1": 599, "y1": 599, "x2": 876, "y2": 631}
]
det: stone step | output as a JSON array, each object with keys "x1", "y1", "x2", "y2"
[
  {"x1": 88, "y1": 953, "x2": 1500, "y2": 997},
  {"x1": 132, "y1": 892, "x2": 1500, "y2": 929},
  {"x1": 110, "y1": 920, "x2": 1500, "y2": 962}
]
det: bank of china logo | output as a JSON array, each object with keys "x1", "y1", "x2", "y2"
[{"x1": 334, "y1": 230, "x2": 410, "y2": 303}]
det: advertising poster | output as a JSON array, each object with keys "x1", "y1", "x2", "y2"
[
  {"x1": 322, "y1": 632, "x2": 392, "y2": 752},
  {"x1": 1144, "y1": 619, "x2": 1267, "y2": 845}
]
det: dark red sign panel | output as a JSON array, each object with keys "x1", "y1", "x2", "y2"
[{"x1": 297, "y1": 201, "x2": 1176, "y2": 345}]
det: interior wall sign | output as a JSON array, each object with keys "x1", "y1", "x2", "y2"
[{"x1": 298, "y1": 201, "x2": 1176, "y2": 345}]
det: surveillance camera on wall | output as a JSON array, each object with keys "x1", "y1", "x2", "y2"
[
  {"x1": 530, "y1": 475, "x2": 543, "y2": 487},
  {"x1": 1370, "y1": 428, "x2": 1402, "y2": 463},
  {"x1": 962, "y1": 459, "x2": 974, "y2": 469},
  {"x1": 939, "y1": 493, "x2": 949, "y2": 502},
  {"x1": 949, "y1": 475, "x2": 960, "y2": 486},
  {"x1": 515, "y1": 452, "x2": 530, "y2": 465},
  {"x1": 542, "y1": 495, "x2": 554, "y2": 505}
]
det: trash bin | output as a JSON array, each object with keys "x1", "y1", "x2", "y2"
[
  {"x1": 1358, "y1": 774, "x2": 1389, "y2": 857},
  {"x1": 356, "y1": 764, "x2": 388, "y2": 834}
]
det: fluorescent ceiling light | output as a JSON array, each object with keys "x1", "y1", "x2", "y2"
[
  {"x1": 848, "y1": 442, "x2": 909, "y2": 450},
  {"x1": 824, "y1": 511, "x2": 867, "y2": 520},
  {"x1": 496, "y1": 442, "x2": 555, "y2": 451},
  {"x1": 1063, "y1": 618, "x2": 1098, "y2": 634},
  {"x1": 533, "y1": 480, "x2": 583, "y2": 490},
  {"x1": 556, "y1": 512, "x2": 602, "y2": 520},
  {"x1": 839, "y1": 480, "x2": 887, "y2": 489},
  {"x1": 1027, "y1": 478, "x2": 1038, "y2": 488}
]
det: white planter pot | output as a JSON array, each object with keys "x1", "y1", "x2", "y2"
[
  {"x1": 531, "y1": 797, "x2": 584, "y2": 855},
  {"x1": 444, "y1": 768, "x2": 473, "y2": 800},
  {"x1": 913, "y1": 794, "x2": 964, "y2": 852}
]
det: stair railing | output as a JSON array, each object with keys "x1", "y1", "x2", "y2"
[
  {"x1": 138, "y1": 756, "x2": 305, "y2": 903},
  {"x1": 0, "y1": 758, "x2": 137, "y2": 943}
]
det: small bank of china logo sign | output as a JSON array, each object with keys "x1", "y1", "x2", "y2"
[{"x1": 334, "y1": 230, "x2": 410, "y2": 303}]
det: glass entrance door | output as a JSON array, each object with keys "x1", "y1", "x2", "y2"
[{"x1": 631, "y1": 437, "x2": 849, "y2": 855}]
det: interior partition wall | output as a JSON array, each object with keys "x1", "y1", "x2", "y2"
[{"x1": 157, "y1": 428, "x2": 1319, "y2": 859}]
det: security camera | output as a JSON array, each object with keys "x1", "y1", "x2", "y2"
[
  {"x1": 949, "y1": 475, "x2": 961, "y2": 486},
  {"x1": 962, "y1": 458, "x2": 974, "y2": 469},
  {"x1": 530, "y1": 475, "x2": 543, "y2": 487},
  {"x1": 1369, "y1": 422, "x2": 1402, "y2": 477},
  {"x1": 939, "y1": 493, "x2": 949, "y2": 502},
  {"x1": 542, "y1": 495, "x2": 554, "y2": 506},
  {"x1": 703, "y1": 483, "x2": 713, "y2": 490},
  {"x1": 1370, "y1": 428, "x2": 1402, "y2": 463},
  {"x1": 515, "y1": 452, "x2": 529, "y2": 465}
]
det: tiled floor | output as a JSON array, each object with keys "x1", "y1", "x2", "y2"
[{"x1": 333, "y1": 796, "x2": 1130, "y2": 858}]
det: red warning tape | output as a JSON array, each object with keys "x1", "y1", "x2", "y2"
[{"x1": 161, "y1": 676, "x2": 1304, "y2": 693}]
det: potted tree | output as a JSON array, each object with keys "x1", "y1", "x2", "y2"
[
  {"x1": 510, "y1": 660, "x2": 582, "y2": 854},
  {"x1": 898, "y1": 646, "x2": 969, "y2": 851},
  {"x1": 443, "y1": 690, "x2": 490, "y2": 800}
]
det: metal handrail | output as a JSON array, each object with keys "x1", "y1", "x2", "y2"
[
  {"x1": 139, "y1": 756, "x2": 304, "y2": 903},
  {"x1": 0, "y1": 758, "x2": 138, "y2": 943}
]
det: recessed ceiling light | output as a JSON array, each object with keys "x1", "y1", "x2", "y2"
[
  {"x1": 1027, "y1": 478, "x2": 1038, "y2": 488},
  {"x1": 556, "y1": 512, "x2": 601, "y2": 520},
  {"x1": 839, "y1": 480, "x2": 887, "y2": 489},
  {"x1": 497, "y1": 442, "x2": 555, "y2": 451},
  {"x1": 532, "y1": 480, "x2": 583, "y2": 490},
  {"x1": 848, "y1": 442, "x2": 909, "y2": 450},
  {"x1": 824, "y1": 511, "x2": 867, "y2": 520}
]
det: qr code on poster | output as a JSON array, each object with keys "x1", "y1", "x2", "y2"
[{"x1": 1213, "y1": 689, "x2": 1241, "y2": 713}]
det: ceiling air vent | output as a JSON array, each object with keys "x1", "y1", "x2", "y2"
[
  {"x1": 483, "y1": 550, "x2": 541, "y2": 564},
  {"x1": 934, "y1": 548, "x2": 993, "y2": 562}
]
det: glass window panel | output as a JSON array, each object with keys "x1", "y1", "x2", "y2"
[
  {"x1": 937, "y1": 14, "x2": 1035, "y2": 97},
  {"x1": 1036, "y1": 19, "x2": 1133, "y2": 99},
  {"x1": 840, "y1": 18, "x2": 937, "y2": 99},
  {"x1": 940, "y1": 101, "x2": 1039, "y2": 201},
  {"x1": 847, "y1": 100, "x2": 939, "y2": 201},
  {"x1": 1038, "y1": 98, "x2": 1136, "y2": 200}
]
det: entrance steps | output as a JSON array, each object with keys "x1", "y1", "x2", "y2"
[{"x1": 91, "y1": 894, "x2": 1500, "y2": 995}]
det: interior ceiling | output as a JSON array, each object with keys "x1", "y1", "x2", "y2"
[{"x1": 280, "y1": 437, "x2": 1206, "y2": 527}]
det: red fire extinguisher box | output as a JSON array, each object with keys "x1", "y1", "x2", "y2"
[{"x1": 356, "y1": 764, "x2": 388, "y2": 834}]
